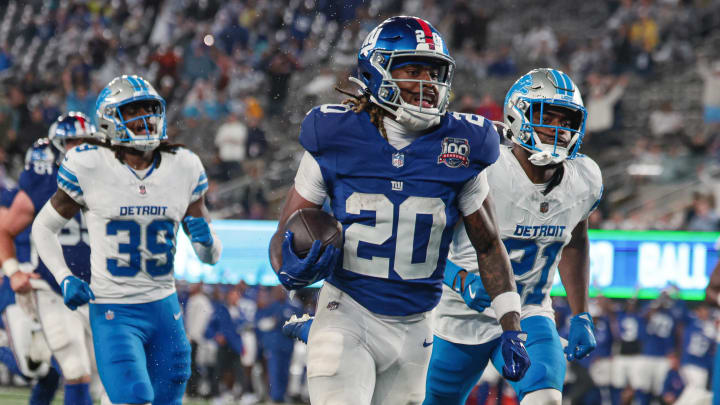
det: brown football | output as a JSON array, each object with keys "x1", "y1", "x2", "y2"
[{"x1": 283, "y1": 208, "x2": 343, "y2": 258}]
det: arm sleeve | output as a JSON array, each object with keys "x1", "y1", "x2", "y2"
[
  {"x1": 57, "y1": 155, "x2": 86, "y2": 206},
  {"x1": 189, "y1": 152, "x2": 209, "y2": 203},
  {"x1": 458, "y1": 171, "x2": 490, "y2": 216},
  {"x1": 293, "y1": 151, "x2": 327, "y2": 205},
  {"x1": 31, "y1": 202, "x2": 73, "y2": 284}
]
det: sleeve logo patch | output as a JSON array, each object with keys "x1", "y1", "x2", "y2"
[{"x1": 438, "y1": 137, "x2": 470, "y2": 168}]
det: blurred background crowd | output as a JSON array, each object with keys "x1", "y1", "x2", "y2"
[
  {"x1": 0, "y1": 0, "x2": 718, "y2": 229},
  {"x1": 0, "y1": 0, "x2": 719, "y2": 403},
  {"x1": 1, "y1": 281, "x2": 705, "y2": 405}
]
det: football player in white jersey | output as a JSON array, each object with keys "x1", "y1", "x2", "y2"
[
  {"x1": 31, "y1": 75, "x2": 222, "y2": 405},
  {"x1": 425, "y1": 68, "x2": 603, "y2": 405},
  {"x1": 271, "y1": 16, "x2": 529, "y2": 405}
]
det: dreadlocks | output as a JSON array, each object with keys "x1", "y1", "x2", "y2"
[
  {"x1": 83, "y1": 138, "x2": 185, "y2": 169},
  {"x1": 334, "y1": 86, "x2": 390, "y2": 141}
]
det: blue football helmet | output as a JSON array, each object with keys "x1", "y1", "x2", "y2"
[
  {"x1": 48, "y1": 112, "x2": 97, "y2": 152},
  {"x1": 355, "y1": 16, "x2": 454, "y2": 122},
  {"x1": 503, "y1": 68, "x2": 587, "y2": 166},
  {"x1": 95, "y1": 75, "x2": 166, "y2": 152}
]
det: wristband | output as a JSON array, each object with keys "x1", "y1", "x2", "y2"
[
  {"x1": 443, "y1": 261, "x2": 465, "y2": 291},
  {"x1": 3, "y1": 258, "x2": 20, "y2": 277},
  {"x1": 491, "y1": 291, "x2": 521, "y2": 321}
]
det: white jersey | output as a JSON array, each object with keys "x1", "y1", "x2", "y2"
[
  {"x1": 58, "y1": 144, "x2": 208, "y2": 304},
  {"x1": 433, "y1": 146, "x2": 603, "y2": 344}
]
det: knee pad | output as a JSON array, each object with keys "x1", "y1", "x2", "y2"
[
  {"x1": 520, "y1": 388, "x2": 562, "y2": 405},
  {"x1": 51, "y1": 342, "x2": 91, "y2": 380}
]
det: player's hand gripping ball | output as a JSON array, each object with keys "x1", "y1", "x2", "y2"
[{"x1": 278, "y1": 208, "x2": 343, "y2": 289}]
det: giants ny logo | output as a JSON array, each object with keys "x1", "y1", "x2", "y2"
[{"x1": 438, "y1": 137, "x2": 470, "y2": 168}]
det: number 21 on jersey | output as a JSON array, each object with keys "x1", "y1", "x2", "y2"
[{"x1": 343, "y1": 192, "x2": 447, "y2": 280}]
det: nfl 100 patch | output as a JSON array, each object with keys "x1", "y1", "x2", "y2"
[{"x1": 438, "y1": 137, "x2": 470, "y2": 168}]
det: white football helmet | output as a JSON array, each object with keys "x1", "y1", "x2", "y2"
[
  {"x1": 504, "y1": 68, "x2": 587, "y2": 166},
  {"x1": 95, "y1": 75, "x2": 166, "y2": 152}
]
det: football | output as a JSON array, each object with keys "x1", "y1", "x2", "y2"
[{"x1": 283, "y1": 208, "x2": 343, "y2": 258}]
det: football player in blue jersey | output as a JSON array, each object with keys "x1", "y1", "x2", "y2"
[
  {"x1": 270, "y1": 16, "x2": 528, "y2": 405},
  {"x1": 635, "y1": 294, "x2": 681, "y2": 405},
  {"x1": 679, "y1": 304, "x2": 715, "y2": 394},
  {"x1": 32, "y1": 75, "x2": 221, "y2": 405},
  {"x1": 0, "y1": 185, "x2": 61, "y2": 405},
  {"x1": 0, "y1": 113, "x2": 99, "y2": 405},
  {"x1": 425, "y1": 68, "x2": 602, "y2": 405},
  {"x1": 612, "y1": 298, "x2": 644, "y2": 404}
]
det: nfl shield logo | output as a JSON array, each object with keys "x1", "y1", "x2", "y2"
[
  {"x1": 540, "y1": 202, "x2": 549, "y2": 213},
  {"x1": 139, "y1": 184, "x2": 146, "y2": 195},
  {"x1": 105, "y1": 310, "x2": 115, "y2": 320},
  {"x1": 392, "y1": 153, "x2": 404, "y2": 168}
]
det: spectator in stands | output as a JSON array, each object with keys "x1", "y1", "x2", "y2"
[
  {"x1": 245, "y1": 114, "x2": 268, "y2": 160},
  {"x1": 214, "y1": 107, "x2": 247, "y2": 180},
  {"x1": 486, "y1": 45, "x2": 516, "y2": 77},
  {"x1": 648, "y1": 101, "x2": 683, "y2": 138},
  {"x1": 475, "y1": 93, "x2": 503, "y2": 122},
  {"x1": 0, "y1": 43, "x2": 11, "y2": 72},
  {"x1": 262, "y1": 41, "x2": 301, "y2": 117},
  {"x1": 585, "y1": 73, "x2": 628, "y2": 146},
  {"x1": 64, "y1": 83, "x2": 97, "y2": 124},
  {"x1": 686, "y1": 194, "x2": 719, "y2": 232},
  {"x1": 239, "y1": 160, "x2": 270, "y2": 219},
  {"x1": 698, "y1": 55, "x2": 720, "y2": 127}
]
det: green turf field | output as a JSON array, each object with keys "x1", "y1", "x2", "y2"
[{"x1": 0, "y1": 386, "x2": 287, "y2": 405}]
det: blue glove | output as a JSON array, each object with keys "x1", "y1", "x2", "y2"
[
  {"x1": 444, "y1": 262, "x2": 491, "y2": 312},
  {"x1": 500, "y1": 330, "x2": 531, "y2": 382},
  {"x1": 282, "y1": 314, "x2": 314, "y2": 344},
  {"x1": 564, "y1": 312, "x2": 596, "y2": 361},
  {"x1": 183, "y1": 216, "x2": 213, "y2": 246},
  {"x1": 277, "y1": 231, "x2": 340, "y2": 290},
  {"x1": 61, "y1": 276, "x2": 95, "y2": 311}
]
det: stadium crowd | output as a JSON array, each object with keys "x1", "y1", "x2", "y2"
[{"x1": 0, "y1": 0, "x2": 718, "y2": 226}]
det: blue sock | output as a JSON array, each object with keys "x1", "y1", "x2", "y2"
[
  {"x1": 29, "y1": 366, "x2": 60, "y2": 405},
  {"x1": 610, "y1": 387, "x2": 621, "y2": 405},
  {"x1": 0, "y1": 346, "x2": 23, "y2": 377},
  {"x1": 64, "y1": 382, "x2": 92, "y2": 405}
]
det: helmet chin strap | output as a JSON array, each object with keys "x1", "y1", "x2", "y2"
[{"x1": 393, "y1": 100, "x2": 441, "y2": 131}]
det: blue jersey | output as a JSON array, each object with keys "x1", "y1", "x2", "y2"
[
  {"x1": 643, "y1": 307, "x2": 677, "y2": 356},
  {"x1": 255, "y1": 300, "x2": 301, "y2": 352},
  {"x1": 592, "y1": 314, "x2": 613, "y2": 358},
  {"x1": 19, "y1": 140, "x2": 91, "y2": 294},
  {"x1": 616, "y1": 310, "x2": 643, "y2": 355},
  {"x1": 300, "y1": 105, "x2": 499, "y2": 316},
  {"x1": 681, "y1": 315, "x2": 715, "y2": 370}
]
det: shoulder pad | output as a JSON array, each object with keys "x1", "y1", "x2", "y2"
[
  {"x1": 299, "y1": 104, "x2": 355, "y2": 154},
  {"x1": 445, "y1": 112, "x2": 500, "y2": 169}
]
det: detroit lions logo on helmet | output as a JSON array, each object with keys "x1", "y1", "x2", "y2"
[{"x1": 438, "y1": 137, "x2": 470, "y2": 168}]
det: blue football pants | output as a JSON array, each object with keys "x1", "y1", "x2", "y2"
[
  {"x1": 89, "y1": 293, "x2": 191, "y2": 405},
  {"x1": 424, "y1": 315, "x2": 566, "y2": 404}
]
